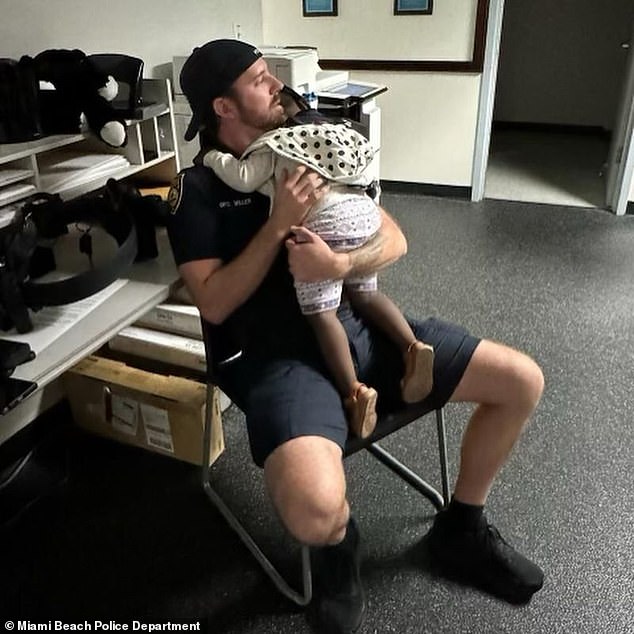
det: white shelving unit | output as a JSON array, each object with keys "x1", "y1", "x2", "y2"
[
  {"x1": 0, "y1": 81, "x2": 185, "y2": 441},
  {"x1": 0, "y1": 78, "x2": 179, "y2": 208}
]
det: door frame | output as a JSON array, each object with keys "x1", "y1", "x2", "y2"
[
  {"x1": 606, "y1": 27, "x2": 634, "y2": 216},
  {"x1": 471, "y1": 0, "x2": 634, "y2": 214},
  {"x1": 471, "y1": 0, "x2": 505, "y2": 202}
]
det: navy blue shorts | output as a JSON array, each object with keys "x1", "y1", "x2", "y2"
[{"x1": 218, "y1": 316, "x2": 480, "y2": 467}]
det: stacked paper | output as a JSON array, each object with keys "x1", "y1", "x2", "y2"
[
  {"x1": 0, "y1": 168, "x2": 34, "y2": 188},
  {"x1": 39, "y1": 151, "x2": 130, "y2": 192},
  {"x1": 135, "y1": 303, "x2": 202, "y2": 340},
  {"x1": 108, "y1": 326, "x2": 207, "y2": 372},
  {"x1": 0, "y1": 182, "x2": 36, "y2": 206}
]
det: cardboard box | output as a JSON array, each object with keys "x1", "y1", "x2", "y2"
[
  {"x1": 107, "y1": 324, "x2": 233, "y2": 412},
  {"x1": 138, "y1": 185, "x2": 171, "y2": 200},
  {"x1": 64, "y1": 355, "x2": 224, "y2": 466},
  {"x1": 108, "y1": 326, "x2": 206, "y2": 372},
  {"x1": 135, "y1": 303, "x2": 203, "y2": 340}
]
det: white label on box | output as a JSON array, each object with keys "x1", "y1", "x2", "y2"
[
  {"x1": 111, "y1": 395, "x2": 139, "y2": 436},
  {"x1": 140, "y1": 403, "x2": 174, "y2": 453}
]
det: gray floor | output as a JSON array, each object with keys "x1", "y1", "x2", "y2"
[
  {"x1": 485, "y1": 128, "x2": 609, "y2": 208},
  {"x1": 379, "y1": 193, "x2": 634, "y2": 634},
  {"x1": 206, "y1": 192, "x2": 634, "y2": 633},
  {"x1": 3, "y1": 193, "x2": 634, "y2": 633}
]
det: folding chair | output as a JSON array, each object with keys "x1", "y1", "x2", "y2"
[{"x1": 200, "y1": 323, "x2": 451, "y2": 606}]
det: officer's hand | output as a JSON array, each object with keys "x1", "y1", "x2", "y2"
[
  {"x1": 269, "y1": 166, "x2": 328, "y2": 234},
  {"x1": 285, "y1": 226, "x2": 349, "y2": 282}
]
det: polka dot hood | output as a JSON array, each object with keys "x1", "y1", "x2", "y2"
[{"x1": 242, "y1": 122, "x2": 376, "y2": 184}]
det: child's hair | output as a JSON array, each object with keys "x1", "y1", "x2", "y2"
[{"x1": 280, "y1": 85, "x2": 309, "y2": 117}]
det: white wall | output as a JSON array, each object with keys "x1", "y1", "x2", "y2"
[
  {"x1": 494, "y1": 0, "x2": 633, "y2": 129},
  {"x1": 352, "y1": 71, "x2": 480, "y2": 186},
  {"x1": 0, "y1": 0, "x2": 263, "y2": 77},
  {"x1": 262, "y1": 0, "x2": 481, "y2": 186},
  {"x1": 263, "y1": 1, "x2": 476, "y2": 61}
]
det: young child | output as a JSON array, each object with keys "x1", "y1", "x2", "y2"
[{"x1": 203, "y1": 115, "x2": 434, "y2": 439}]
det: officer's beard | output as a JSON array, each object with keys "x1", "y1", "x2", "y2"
[{"x1": 235, "y1": 97, "x2": 287, "y2": 134}]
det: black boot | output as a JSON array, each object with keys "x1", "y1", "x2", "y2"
[
  {"x1": 425, "y1": 509, "x2": 544, "y2": 604},
  {"x1": 309, "y1": 517, "x2": 366, "y2": 633}
]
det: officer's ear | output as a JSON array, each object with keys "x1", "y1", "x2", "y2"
[{"x1": 213, "y1": 95, "x2": 238, "y2": 121}]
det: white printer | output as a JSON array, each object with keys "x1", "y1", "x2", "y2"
[{"x1": 259, "y1": 46, "x2": 347, "y2": 95}]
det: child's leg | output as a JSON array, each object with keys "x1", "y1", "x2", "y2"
[
  {"x1": 347, "y1": 285, "x2": 435, "y2": 403},
  {"x1": 305, "y1": 310, "x2": 377, "y2": 438},
  {"x1": 295, "y1": 276, "x2": 377, "y2": 438},
  {"x1": 347, "y1": 287, "x2": 417, "y2": 352},
  {"x1": 305, "y1": 309, "x2": 358, "y2": 397}
]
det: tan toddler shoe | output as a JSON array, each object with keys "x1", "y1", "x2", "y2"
[
  {"x1": 401, "y1": 341, "x2": 434, "y2": 403},
  {"x1": 344, "y1": 384, "x2": 378, "y2": 438}
]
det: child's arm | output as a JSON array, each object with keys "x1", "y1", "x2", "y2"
[{"x1": 202, "y1": 148, "x2": 275, "y2": 192}]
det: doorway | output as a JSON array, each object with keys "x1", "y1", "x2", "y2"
[{"x1": 482, "y1": 1, "x2": 633, "y2": 210}]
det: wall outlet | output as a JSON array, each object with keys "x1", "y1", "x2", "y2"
[{"x1": 233, "y1": 23, "x2": 242, "y2": 40}]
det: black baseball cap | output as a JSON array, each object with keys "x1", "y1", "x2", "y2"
[{"x1": 180, "y1": 39, "x2": 263, "y2": 141}]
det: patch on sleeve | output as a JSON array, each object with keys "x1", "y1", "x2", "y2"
[{"x1": 167, "y1": 174, "x2": 184, "y2": 214}]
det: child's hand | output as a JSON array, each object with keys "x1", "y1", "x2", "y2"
[
  {"x1": 288, "y1": 226, "x2": 313, "y2": 244},
  {"x1": 286, "y1": 226, "x2": 349, "y2": 282},
  {"x1": 269, "y1": 167, "x2": 326, "y2": 236}
]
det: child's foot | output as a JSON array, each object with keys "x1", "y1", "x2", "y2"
[
  {"x1": 401, "y1": 341, "x2": 435, "y2": 403},
  {"x1": 344, "y1": 384, "x2": 378, "y2": 438}
]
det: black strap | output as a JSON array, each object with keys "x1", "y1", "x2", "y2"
[{"x1": 20, "y1": 205, "x2": 137, "y2": 308}]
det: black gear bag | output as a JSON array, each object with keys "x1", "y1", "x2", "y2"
[
  {"x1": 0, "y1": 181, "x2": 139, "y2": 336},
  {"x1": 0, "y1": 57, "x2": 42, "y2": 144}
]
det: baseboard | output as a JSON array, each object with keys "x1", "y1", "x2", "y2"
[
  {"x1": 381, "y1": 180, "x2": 471, "y2": 199},
  {"x1": 492, "y1": 120, "x2": 610, "y2": 138}
]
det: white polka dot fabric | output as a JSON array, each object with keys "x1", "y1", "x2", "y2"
[{"x1": 245, "y1": 123, "x2": 375, "y2": 183}]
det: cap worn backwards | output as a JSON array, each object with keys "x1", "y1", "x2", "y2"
[{"x1": 180, "y1": 39, "x2": 263, "y2": 141}]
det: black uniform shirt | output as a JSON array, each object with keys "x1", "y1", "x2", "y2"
[{"x1": 166, "y1": 164, "x2": 321, "y2": 366}]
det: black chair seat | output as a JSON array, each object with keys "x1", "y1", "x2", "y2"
[{"x1": 344, "y1": 400, "x2": 436, "y2": 456}]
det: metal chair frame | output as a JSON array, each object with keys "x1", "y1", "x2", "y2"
[{"x1": 200, "y1": 382, "x2": 451, "y2": 606}]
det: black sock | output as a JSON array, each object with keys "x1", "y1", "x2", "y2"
[{"x1": 443, "y1": 497, "x2": 484, "y2": 531}]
